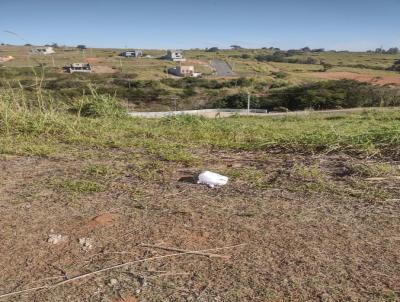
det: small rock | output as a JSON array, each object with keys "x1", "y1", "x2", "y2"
[
  {"x1": 108, "y1": 278, "x2": 118, "y2": 286},
  {"x1": 47, "y1": 234, "x2": 68, "y2": 245},
  {"x1": 79, "y1": 237, "x2": 93, "y2": 251},
  {"x1": 138, "y1": 275, "x2": 147, "y2": 287}
]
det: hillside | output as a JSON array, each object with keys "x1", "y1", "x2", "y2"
[
  {"x1": 0, "y1": 94, "x2": 400, "y2": 300},
  {"x1": 1, "y1": 45, "x2": 400, "y2": 112},
  {"x1": 1, "y1": 45, "x2": 400, "y2": 301}
]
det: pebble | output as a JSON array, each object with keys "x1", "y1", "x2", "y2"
[
  {"x1": 79, "y1": 237, "x2": 93, "y2": 251},
  {"x1": 47, "y1": 234, "x2": 68, "y2": 245}
]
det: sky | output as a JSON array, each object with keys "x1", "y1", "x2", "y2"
[{"x1": 0, "y1": 0, "x2": 399, "y2": 50}]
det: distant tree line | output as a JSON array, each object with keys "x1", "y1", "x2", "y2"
[
  {"x1": 255, "y1": 50, "x2": 319, "y2": 64},
  {"x1": 214, "y1": 80, "x2": 400, "y2": 111},
  {"x1": 368, "y1": 47, "x2": 399, "y2": 54}
]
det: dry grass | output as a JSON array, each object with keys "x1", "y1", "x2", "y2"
[{"x1": 0, "y1": 149, "x2": 399, "y2": 301}]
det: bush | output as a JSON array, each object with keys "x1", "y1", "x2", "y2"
[
  {"x1": 388, "y1": 60, "x2": 400, "y2": 72},
  {"x1": 69, "y1": 89, "x2": 127, "y2": 118},
  {"x1": 213, "y1": 80, "x2": 400, "y2": 111},
  {"x1": 256, "y1": 52, "x2": 319, "y2": 65},
  {"x1": 271, "y1": 71, "x2": 288, "y2": 79}
]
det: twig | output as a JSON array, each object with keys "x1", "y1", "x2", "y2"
[
  {"x1": 148, "y1": 272, "x2": 190, "y2": 278},
  {"x1": 0, "y1": 243, "x2": 246, "y2": 299},
  {"x1": 140, "y1": 243, "x2": 230, "y2": 259}
]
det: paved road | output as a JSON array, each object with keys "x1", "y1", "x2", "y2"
[
  {"x1": 129, "y1": 107, "x2": 399, "y2": 118},
  {"x1": 210, "y1": 59, "x2": 235, "y2": 77}
]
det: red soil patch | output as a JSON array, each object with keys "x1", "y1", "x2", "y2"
[
  {"x1": 91, "y1": 65, "x2": 117, "y2": 74},
  {"x1": 86, "y1": 57, "x2": 101, "y2": 64},
  {"x1": 87, "y1": 213, "x2": 120, "y2": 228},
  {"x1": 307, "y1": 71, "x2": 400, "y2": 86}
]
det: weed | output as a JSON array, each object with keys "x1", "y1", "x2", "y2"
[
  {"x1": 55, "y1": 179, "x2": 104, "y2": 193},
  {"x1": 84, "y1": 164, "x2": 112, "y2": 176}
]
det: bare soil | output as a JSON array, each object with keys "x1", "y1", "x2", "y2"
[
  {"x1": 91, "y1": 65, "x2": 118, "y2": 74},
  {"x1": 307, "y1": 71, "x2": 400, "y2": 86},
  {"x1": 0, "y1": 149, "x2": 399, "y2": 301}
]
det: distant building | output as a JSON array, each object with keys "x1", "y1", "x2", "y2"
[
  {"x1": 168, "y1": 65, "x2": 201, "y2": 77},
  {"x1": 166, "y1": 50, "x2": 186, "y2": 62},
  {"x1": 120, "y1": 50, "x2": 143, "y2": 58},
  {"x1": 31, "y1": 47, "x2": 55, "y2": 55},
  {"x1": 65, "y1": 63, "x2": 92, "y2": 73}
]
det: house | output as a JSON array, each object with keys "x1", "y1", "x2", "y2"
[
  {"x1": 65, "y1": 63, "x2": 92, "y2": 73},
  {"x1": 120, "y1": 50, "x2": 143, "y2": 58},
  {"x1": 166, "y1": 50, "x2": 186, "y2": 62},
  {"x1": 31, "y1": 47, "x2": 55, "y2": 55},
  {"x1": 168, "y1": 65, "x2": 201, "y2": 77}
]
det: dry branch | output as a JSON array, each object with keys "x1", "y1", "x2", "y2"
[
  {"x1": 140, "y1": 243, "x2": 231, "y2": 259},
  {"x1": 0, "y1": 243, "x2": 246, "y2": 299}
]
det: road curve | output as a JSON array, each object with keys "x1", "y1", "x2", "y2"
[{"x1": 210, "y1": 59, "x2": 235, "y2": 77}]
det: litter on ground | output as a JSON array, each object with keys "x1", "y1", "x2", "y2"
[{"x1": 197, "y1": 171, "x2": 229, "y2": 188}]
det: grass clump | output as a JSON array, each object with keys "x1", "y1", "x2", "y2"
[
  {"x1": 69, "y1": 89, "x2": 127, "y2": 118},
  {"x1": 55, "y1": 179, "x2": 104, "y2": 194}
]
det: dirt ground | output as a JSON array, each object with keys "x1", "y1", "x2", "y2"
[
  {"x1": 307, "y1": 71, "x2": 400, "y2": 86},
  {"x1": 91, "y1": 65, "x2": 118, "y2": 74},
  {"x1": 0, "y1": 149, "x2": 399, "y2": 301}
]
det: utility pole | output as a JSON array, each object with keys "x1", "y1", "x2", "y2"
[
  {"x1": 170, "y1": 96, "x2": 179, "y2": 112},
  {"x1": 247, "y1": 92, "x2": 251, "y2": 114}
]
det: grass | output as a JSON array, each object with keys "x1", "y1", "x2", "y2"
[
  {"x1": 53, "y1": 178, "x2": 104, "y2": 194},
  {"x1": 2, "y1": 47, "x2": 400, "y2": 302},
  {"x1": 2, "y1": 45, "x2": 399, "y2": 81},
  {"x1": 1, "y1": 87, "x2": 400, "y2": 160}
]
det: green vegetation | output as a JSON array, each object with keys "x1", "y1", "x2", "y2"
[
  {"x1": 388, "y1": 59, "x2": 400, "y2": 72},
  {"x1": 55, "y1": 179, "x2": 104, "y2": 193},
  {"x1": 1, "y1": 45, "x2": 399, "y2": 113},
  {"x1": 215, "y1": 80, "x2": 400, "y2": 110},
  {"x1": 1, "y1": 85, "x2": 400, "y2": 159}
]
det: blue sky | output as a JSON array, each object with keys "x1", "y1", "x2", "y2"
[{"x1": 1, "y1": 0, "x2": 399, "y2": 50}]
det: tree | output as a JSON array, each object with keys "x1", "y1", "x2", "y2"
[
  {"x1": 77, "y1": 45, "x2": 87, "y2": 50},
  {"x1": 388, "y1": 59, "x2": 400, "y2": 72},
  {"x1": 321, "y1": 61, "x2": 333, "y2": 72},
  {"x1": 206, "y1": 47, "x2": 219, "y2": 52},
  {"x1": 302, "y1": 47, "x2": 311, "y2": 52},
  {"x1": 230, "y1": 45, "x2": 243, "y2": 50},
  {"x1": 386, "y1": 47, "x2": 399, "y2": 54}
]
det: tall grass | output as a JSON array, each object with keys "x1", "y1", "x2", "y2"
[{"x1": 1, "y1": 86, "x2": 400, "y2": 158}]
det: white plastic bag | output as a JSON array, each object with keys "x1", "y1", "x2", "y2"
[{"x1": 197, "y1": 171, "x2": 228, "y2": 188}]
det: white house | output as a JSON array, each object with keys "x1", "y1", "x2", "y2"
[
  {"x1": 166, "y1": 50, "x2": 186, "y2": 62},
  {"x1": 168, "y1": 65, "x2": 201, "y2": 77},
  {"x1": 120, "y1": 50, "x2": 143, "y2": 58},
  {"x1": 31, "y1": 47, "x2": 55, "y2": 55}
]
